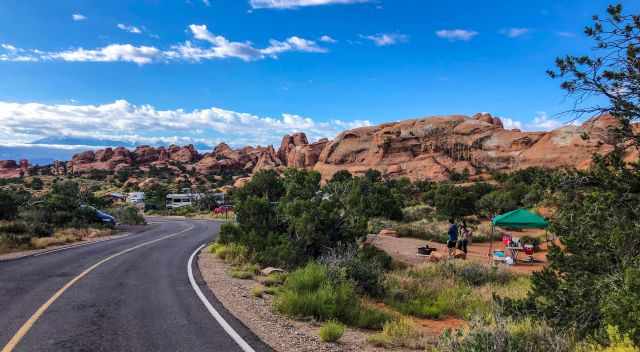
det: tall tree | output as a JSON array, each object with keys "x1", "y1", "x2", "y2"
[{"x1": 548, "y1": 4, "x2": 640, "y2": 147}]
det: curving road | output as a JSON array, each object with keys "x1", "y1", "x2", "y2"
[{"x1": 0, "y1": 218, "x2": 271, "y2": 352}]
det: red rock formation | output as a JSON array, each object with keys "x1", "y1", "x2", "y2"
[
  {"x1": 277, "y1": 133, "x2": 328, "y2": 169},
  {"x1": 5, "y1": 112, "x2": 637, "y2": 183},
  {"x1": 169, "y1": 144, "x2": 198, "y2": 163},
  {"x1": 313, "y1": 113, "x2": 633, "y2": 181}
]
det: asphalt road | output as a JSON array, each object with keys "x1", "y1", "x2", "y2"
[{"x1": 0, "y1": 218, "x2": 271, "y2": 352}]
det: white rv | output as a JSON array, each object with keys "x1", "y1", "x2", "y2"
[{"x1": 166, "y1": 193, "x2": 202, "y2": 209}]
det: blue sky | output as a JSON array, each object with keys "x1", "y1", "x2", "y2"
[{"x1": 0, "y1": 0, "x2": 637, "y2": 162}]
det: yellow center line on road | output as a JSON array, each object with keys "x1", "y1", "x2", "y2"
[{"x1": 1, "y1": 224, "x2": 196, "y2": 352}]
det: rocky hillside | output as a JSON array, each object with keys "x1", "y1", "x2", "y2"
[{"x1": 1, "y1": 113, "x2": 636, "y2": 183}]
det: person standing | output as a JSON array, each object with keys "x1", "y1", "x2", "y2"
[
  {"x1": 459, "y1": 221, "x2": 472, "y2": 257},
  {"x1": 447, "y1": 218, "x2": 458, "y2": 258}
]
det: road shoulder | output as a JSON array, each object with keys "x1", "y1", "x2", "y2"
[{"x1": 197, "y1": 248, "x2": 386, "y2": 352}]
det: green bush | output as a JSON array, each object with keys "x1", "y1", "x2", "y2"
[
  {"x1": 210, "y1": 242, "x2": 250, "y2": 266},
  {"x1": 108, "y1": 206, "x2": 146, "y2": 225},
  {"x1": 0, "y1": 189, "x2": 19, "y2": 221},
  {"x1": 435, "y1": 260, "x2": 514, "y2": 287},
  {"x1": 436, "y1": 316, "x2": 576, "y2": 352},
  {"x1": 367, "y1": 318, "x2": 424, "y2": 349},
  {"x1": 319, "y1": 320, "x2": 345, "y2": 343},
  {"x1": 402, "y1": 205, "x2": 435, "y2": 222},
  {"x1": 275, "y1": 262, "x2": 389, "y2": 329}
]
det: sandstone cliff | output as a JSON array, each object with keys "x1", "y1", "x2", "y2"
[{"x1": 1, "y1": 113, "x2": 636, "y2": 182}]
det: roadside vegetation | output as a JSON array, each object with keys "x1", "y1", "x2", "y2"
[{"x1": 0, "y1": 180, "x2": 115, "y2": 253}]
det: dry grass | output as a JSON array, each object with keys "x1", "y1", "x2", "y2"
[
  {"x1": 30, "y1": 228, "x2": 114, "y2": 249},
  {"x1": 367, "y1": 317, "x2": 428, "y2": 349}
]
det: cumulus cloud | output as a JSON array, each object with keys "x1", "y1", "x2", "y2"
[
  {"x1": 361, "y1": 33, "x2": 408, "y2": 46},
  {"x1": 319, "y1": 35, "x2": 337, "y2": 43},
  {"x1": 72, "y1": 14, "x2": 87, "y2": 21},
  {"x1": 435, "y1": 29, "x2": 478, "y2": 41},
  {"x1": 250, "y1": 0, "x2": 369, "y2": 9},
  {"x1": 500, "y1": 28, "x2": 529, "y2": 38},
  {"x1": 0, "y1": 24, "x2": 327, "y2": 64},
  {"x1": 528, "y1": 112, "x2": 563, "y2": 130},
  {"x1": 0, "y1": 100, "x2": 371, "y2": 148},
  {"x1": 501, "y1": 117, "x2": 523, "y2": 130},
  {"x1": 50, "y1": 44, "x2": 162, "y2": 65},
  {"x1": 117, "y1": 24, "x2": 143, "y2": 34}
]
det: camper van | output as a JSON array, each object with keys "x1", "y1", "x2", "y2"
[{"x1": 165, "y1": 193, "x2": 202, "y2": 209}]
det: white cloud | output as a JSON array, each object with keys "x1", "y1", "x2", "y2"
[
  {"x1": 319, "y1": 35, "x2": 337, "y2": 43},
  {"x1": 250, "y1": 0, "x2": 369, "y2": 9},
  {"x1": 501, "y1": 28, "x2": 529, "y2": 38},
  {"x1": 528, "y1": 112, "x2": 563, "y2": 131},
  {"x1": 72, "y1": 14, "x2": 87, "y2": 21},
  {"x1": 361, "y1": 33, "x2": 408, "y2": 46},
  {"x1": 49, "y1": 44, "x2": 163, "y2": 65},
  {"x1": 0, "y1": 100, "x2": 371, "y2": 148},
  {"x1": 1, "y1": 44, "x2": 17, "y2": 52},
  {"x1": 203, "y1": 0, "x2": 211, "y2": 6},
  {"x1": 501, "y1": 118, "x2": 523, "y2": 130},
  {"x1": 0, "y1": 24, "x2": 327, "y2": 64},
  {"x1": 435, "y1": 29, "x2": 478, "y2": 42},
  {"x1": 117, "y1": 24, "x2": 143, "y2": 34}
]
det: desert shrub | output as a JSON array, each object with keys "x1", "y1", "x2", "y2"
[
  {"x1": 435, "y1": 261, "x2": 514, "y2": 287},
  {"x1": 260, "y1": 272, "x2": 287, "y2": 287},
  {"x1": 31, "y1": 235, "x2": 76, "y2": 249},
  {"x1": 0, "y1": 221, "x2": 29, "y2": 235},
  {"x1": 229, "y1": 264, "x2": 259, "y2": 280},
  {"x1": 384, "y1": 261, "x2": 516, "y2": 320},
  {"x1": 319, "y1": 320, "x2": 345, "y2": 343},
  {"x1": 395, "y1": 221, "x2": 449, "y2": 243},
  {"x1": 578, "y1": 326, "x2": 638, "y2": 352},
  {"x1": 0, "y1": 189, "x2": 19, "y2": 221},
  {"x1": 209, "y1": 242, "x2": 250, "y2": 266},
  {"x1": 29, "y1": 177, "x2": 44, "y2": 190},
  {"x1": 402, "y1": 205, "x2": 435, "y2": 222},
  {"x1": 320, "y1": 245, "x2": 392, "y2": 299},
  {"x1": 108, "y1": 206, "x2": 146, "y2": 225},
  {"x1": 171, "y1": 206, "x2": 197, "y2": 216},
  {"x1": 354, "y1": 304, "x2": 394, "y2": 330},
  {"x1": 275, "y1": 262, "x2": 389, "y2": 329},
  {"x1": 436, "y1": 316, "x2": 576, "y2": 352},
  {"x1": 251, "y1": 285, "x2": 266, "y2": 298},
  {"x1": 367, "y1": 317, "x2": 425, "y2": 349},
  {"x1": 367, "y1": 217, "x2": 399, "y2": 234}
]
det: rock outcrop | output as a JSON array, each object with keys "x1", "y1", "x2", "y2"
[
  {"x1": 0, "y1": 159, "x2": 29, "y2": 178},
  {"x1": 313, "y1": 113, "x2": 634, "y2": 181},
  {"x1": 3, "y1": 112, "x2": 637, "y2": 183}
]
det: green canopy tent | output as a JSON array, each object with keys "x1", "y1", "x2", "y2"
[
  {"x1": 492, "y1": 208, "x2": 549, "y2": 229},
  {"x1": 489, "y1": 208, "x2": 549, "y2": 262}
]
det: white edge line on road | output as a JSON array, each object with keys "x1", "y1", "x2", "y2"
[
  {"x1": 1, "y1": 224, "x2": 195, "y2": 352},
  {"x1": 187, "y1": 244, "x2": 256, "y2": 352}
]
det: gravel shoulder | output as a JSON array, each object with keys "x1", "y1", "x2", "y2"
[{"x1": 198, "y1": 249, "x2": 409, "y2": 352}]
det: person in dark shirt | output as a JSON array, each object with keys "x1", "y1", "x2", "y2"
[{"x1": 447, "y1": 218, "x2": 458, "y2": 257}]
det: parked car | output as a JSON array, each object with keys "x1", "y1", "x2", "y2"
[
  {"x1": 81, "y1": 205, "x2": 117, "y2": 226},
  {"x1": 213, "y1": 205, "x2": 234, "y2": 214}
]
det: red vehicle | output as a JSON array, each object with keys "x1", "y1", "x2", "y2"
[{"x1": 213, "y1": 205, "x2": 233, "y2": 214}]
